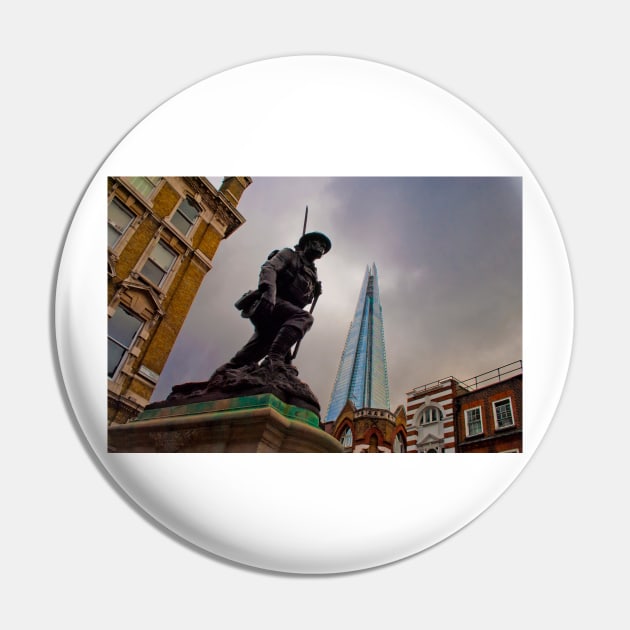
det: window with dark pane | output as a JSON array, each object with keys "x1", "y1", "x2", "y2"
[
  {"x1": 466, "y1": 407, "x2": 483, "y2": 436},
  {"x1": 494, "y1": 399, "x2": 514, "y2": 428},
  {"x1": 128, "y1": 177, "x2": 160, "y2": 197},
  {"x1": 394, "y1": 433, "x2": 405, "y2": 453},
  {"x1": 140, "y1": 241, "x2": 176, "y2": 287},
  {"x1": 108, "y1": 307, "x2": 143, "y2": 377},
  {"x1": 171, "y1": 198, "x2": 200, "y2": 235},
  {"x1": 108, "y1": 198, "x2": 134, "y2": 248},
  {"x1": 420, "y1": 406, "x2": 442, "y2": 424},
  {"x1": 341, "y1": 426, "x2": 353, "y2": 447}
]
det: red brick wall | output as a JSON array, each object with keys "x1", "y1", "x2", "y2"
[{"x1": 455, "y1": 375, "x2": 522, "y2": 453}]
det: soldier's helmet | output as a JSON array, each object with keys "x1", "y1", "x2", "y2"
[{"x1": 298, "y1": 231, "x2": 332, "y2": 254}]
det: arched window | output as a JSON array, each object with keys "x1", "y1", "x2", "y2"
[
  {"x1": 368, "y1": 434, "x2": 379, "y2": 453},
  {"x1": 340, "y1": 427, "x2": 353, "y2": 448},
  {"x1": 419, "y1": 406, "x2": 443, "y2": 425},
  {"x1": 393, "y1": 433, "x2": 406, "y2": 453}
]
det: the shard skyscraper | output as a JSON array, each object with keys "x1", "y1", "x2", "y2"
[{"x1": 325, "y1": 264, "x2": 391, "y2": 423}]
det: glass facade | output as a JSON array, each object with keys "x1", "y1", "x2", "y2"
[{"x1": 325, "y1": 264, "x2": 391, "y2": 422}]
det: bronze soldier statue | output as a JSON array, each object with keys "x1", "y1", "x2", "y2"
[
  {"x1": 160, "y1": 230, "x2": 331, "y2": 415},
  {"x1": 215, "y1": 231, "x2": 331, "y2": 373}
]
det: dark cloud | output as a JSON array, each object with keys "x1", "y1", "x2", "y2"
[{"x1": 153, "y1": 177, "x2": 522, "y2": 412}]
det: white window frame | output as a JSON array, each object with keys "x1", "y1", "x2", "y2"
[
  {"x1": 465, "y1": 406, "x2": 483, "y2": 437},
  {"x1": 108, "y1": 306, "x2": 144, "y2": 379},
  {"x1": 419, "y1": 406, "x2": 442, "y2": 425},
  {"x1": 139, "y1": 240, "x2": 178, "y2": 288},
  {"x1": 126, "y1": 176, "x2": 162, "y2": 199},
  {"x1": 170, "y1": 197, "x2": 201, "y2": 237},
  {"x1": 108, "y1": 198, "x2": 135, "y2": 249},
  {"x1": 493, "y1": 397, "x2": 515, "y2": 430}
]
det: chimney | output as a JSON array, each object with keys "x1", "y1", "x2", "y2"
[{"x1": 219, "y1": 177, "x2": 253, "y2": 206}]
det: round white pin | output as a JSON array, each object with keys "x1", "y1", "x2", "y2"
[{"x1": 56, "y1": 56, "x2": 573, "y2": 573}]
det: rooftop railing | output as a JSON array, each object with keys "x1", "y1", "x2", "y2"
[
  {"x1": 407, "y1": 360, "x2": 522, "y2": 397},
  {"x1": 459, "y1": 360, "x2": 522, "y2": 390}
]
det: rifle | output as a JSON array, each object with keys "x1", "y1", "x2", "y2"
[{"x1": 291, "y1": 205, "x2": 318, "y2": 360}]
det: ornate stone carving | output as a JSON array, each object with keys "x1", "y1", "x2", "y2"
[{"x1": 184, "y1": 177, "x2": 243, "y2": 237}]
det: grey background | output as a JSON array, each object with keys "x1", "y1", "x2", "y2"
[{"x1": 3, "y1": 2, "x2": 627, "y2": 628}]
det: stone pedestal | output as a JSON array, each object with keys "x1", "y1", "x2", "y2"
[{"x1": 108, "y1": 394, "x2": 343, "y2": 453}]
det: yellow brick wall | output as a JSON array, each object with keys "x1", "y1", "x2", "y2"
[
  {"x1": 193, "y1": 219, "x2": 222, "y2": 257},
  {"x1": 140, "y1": 258, "x2": 206, "y2": 375},
  {"x1": 115, "y1": 218, "x2": 158, "y2": 279},
  {"x1": 108, "y1": 176, "x2": 250, "y2": 423},
  {"x1": 151, "y1": 181, "x2": 180, "y2": 219},
  {"x1": 127, "y1": 378, "x2": 153, "y2": 407}
]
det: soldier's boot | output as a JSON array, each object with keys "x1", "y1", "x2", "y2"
[
  {"x1": 212, "y1": 331, "x2": 271, "y2": 377},
  {"x1": 267, "y1": 326, "x2": 303, "y2": 369}
]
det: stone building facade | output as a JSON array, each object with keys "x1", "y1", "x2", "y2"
[
  {"x1": 325, "y1": 400, "x2": 408, "y2": 453},
  {"x1": 406, "y1": 378, "x2": 465, "y2": 453},
  {"x1": 107, "y1": 176, "x2": 251, "y2": 424}
]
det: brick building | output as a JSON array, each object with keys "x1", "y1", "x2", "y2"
[
  {"x1": 454, "y1": 370, "x2": 522, "y2": 453},
  {"x1": 406, "y1": 361, "x2": 522, "y2": 453},
  {"x1": 326, "y1": 400, "x2": 407, "y2": 453},
  {"x1": 107, "y1": 176, "x2": 251, "y2": 424},
  {"x1": 406, "y1": 378, "x2": 464, "y2": 452}
]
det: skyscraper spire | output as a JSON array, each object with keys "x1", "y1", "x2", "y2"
[{"x1": 325, "y1": 264, "x2": 390, "y2": 423}]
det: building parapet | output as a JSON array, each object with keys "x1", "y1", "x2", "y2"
[{"x1": 354, "y1": 407, "x2": 396, "y2": 422}]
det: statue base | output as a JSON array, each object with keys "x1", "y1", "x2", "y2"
[
  {"x1": 146, "y1": 360, "x2": 321, "y2": 416},
  {"x1": 108, "y1": 393, "x2": 342, "y2": 453}
]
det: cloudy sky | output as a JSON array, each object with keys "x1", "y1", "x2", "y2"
[{"x1": 152, "y1": 177, "x2": 522, "y2": 414}]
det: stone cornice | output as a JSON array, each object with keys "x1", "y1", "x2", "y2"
[{"x1": 183, "y1": 177, "x2": 245, "y2": 238}]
